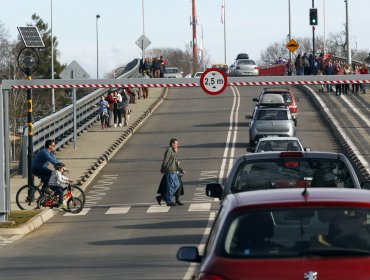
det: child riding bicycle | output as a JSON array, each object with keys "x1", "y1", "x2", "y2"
[{"x1": 48, "y1": 162, "x2": 72, "y2": 211}]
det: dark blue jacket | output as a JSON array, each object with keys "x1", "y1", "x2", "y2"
[{"x1": 32, "y1": 148, "x2": 59, "y2": 170}]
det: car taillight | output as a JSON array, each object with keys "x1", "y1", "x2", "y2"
[
  {"x1": 198, "y1": 273, "x2": 228, "y2": 280},
  {"x1": 289, "y1": 106, "x2": 298, "y2": 113},
  {"x1": 280, "y1": 151, "x2": 304, "y2": 157}
]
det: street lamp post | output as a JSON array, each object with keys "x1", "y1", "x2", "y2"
[
  {"x1": 51, "y1": 0, "x2": 55, "y2": 113},
  {"x1": 17, "y1": 48, "x2": 40, "y2": 188},
  {"x1": 345, "y1": 0, "x2": 351, "y2": 65},
  {"x1": 96, "y1": 14, "x2": 100, "y2": 79}
]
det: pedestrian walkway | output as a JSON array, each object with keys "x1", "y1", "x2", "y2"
[{"x1": 2, "y1": 88, "x2": 166, "y2": 234}]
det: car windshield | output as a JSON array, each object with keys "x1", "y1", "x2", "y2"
[
  {"x1": 257, "y1": 110, "x2": 288, "y2": 120},
  {"x1": 256, "y1": 140, "x2": 301, "y2": 152},
  {"x1": 264, "y1": 92, "x2": 292, "y2": 103},
  {"x1": 231, "y1": 158, "x2": 355, "y2": 192},
  {"x1": 237, "y1": 60, "x2": 255, "y2": 65},
  {"x1": 165, "y1": 68, "x2": 179, "y2": 73},
  {"x1": 222, "y1": 207, "x2": 370, "y2": 258}
]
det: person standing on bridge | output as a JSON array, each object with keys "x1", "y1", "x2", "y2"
[{"x1": 159, "y1": 138, "x2": 181, "y2": 206}]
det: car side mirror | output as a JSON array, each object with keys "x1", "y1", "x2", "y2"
[
  {"x1": 177, "y1": 247, "x2": 202, "y2": 263},
  {"x1": 253, "y1": 98, "x2": 258, "y2": 102},
  {"x1": 206, "y1": 183, "x2": 223, "y2": 199},
  {"x1": 247, "y1": 147, "x2": 255, "y2": 153},
  {"x1": 245, "y1": 115, "x2": 252, "y2": 119},
  {"x1": 304, "y1": 147, "x2": 311, "y2": 152}
]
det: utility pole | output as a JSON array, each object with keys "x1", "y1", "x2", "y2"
[
  {"x1": 345, "y1": 0, "x2": 351, "y2": 65},
  {"x1": 312, "y1": 0, "x2": 316, "y2": 63},
  {"x1": 191, "y1": 0, "x2": 197, "y2": 76}
]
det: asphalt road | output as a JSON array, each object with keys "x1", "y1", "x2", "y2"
[{"x1": 0, "y1": 85, "x2": 343, "y2": 279}]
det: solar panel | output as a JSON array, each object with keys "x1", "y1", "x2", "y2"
[{"x1": 17, "y1": 26, "x2": 45, "y2": 48}]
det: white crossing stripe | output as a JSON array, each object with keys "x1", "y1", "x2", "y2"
[
  {"x1": 63, "y1": 207, "x2": 91, "y2": 216},
  {"x1": 189, "y1": 203, "x2": 212, "y2": 211},
  {"x1": 105, "y1": 206, "x2": 131, "y2": 215},
  {"x1": 146, "y1": 205, "x2": 170, "y2": 213}
]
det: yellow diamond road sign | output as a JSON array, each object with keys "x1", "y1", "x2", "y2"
[{"x1": 286, "y1": 39, "x2": 299, "y2": 53}]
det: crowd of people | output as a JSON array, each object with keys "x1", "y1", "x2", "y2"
[
  {"x1": 285, "y1": 52, "x2": 369, "y2": 96},
  {"x1": 139, "y1": 55, "x2": 167, "y2": 78},
  {"x1": 96, "y1": 55, "x2": 169, "y2": 130}
]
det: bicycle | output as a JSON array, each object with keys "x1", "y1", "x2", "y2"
[
  {"x1": 16, "y1": 170, "x2": 86, "y2": 211},
  {"x1": 37, "y1": 183, "x2": 84, "y2": 213}
]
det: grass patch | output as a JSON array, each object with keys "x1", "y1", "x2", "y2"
[{"x1": 0, "y1": 210, "x2": 42, "y2": 228}]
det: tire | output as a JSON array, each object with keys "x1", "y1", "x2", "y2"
[
  {"x1": 16, "y1": 185, "x2": 42, "y2": 210},
  {"x1": 67, "y1": 197, "x2": 83, "y2": 213},
  {"x1": 69, "y1": 185, "x2": 86, "y2": 205}
]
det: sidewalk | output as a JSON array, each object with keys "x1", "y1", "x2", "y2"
[{"x1": 1, "y1": 88, "x2": 167, "y2": 235}]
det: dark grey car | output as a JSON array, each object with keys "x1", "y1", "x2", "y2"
[{"x1": 206, "y1": 151, "x2": 370, "y2": 200}]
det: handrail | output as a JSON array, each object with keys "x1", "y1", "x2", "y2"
[{"x1": 19, "y1": 58, "x2": 141, "y2": 176}]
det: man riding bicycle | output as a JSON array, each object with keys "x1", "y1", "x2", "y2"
[{"x1": 32, "y1": 139, "x2": 60, "y2": 194}]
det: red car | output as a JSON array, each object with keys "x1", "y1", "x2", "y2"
[
  {"x1": 178, "y1": 188, "x2": 370, "y2": 280},
  {"x1": 253, "y1": 87, "x2": 299, "y2": 126}
]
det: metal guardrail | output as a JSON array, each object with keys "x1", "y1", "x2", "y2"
[{"x1": 19, "y1": 58, "x2": 141, "y2": 176}]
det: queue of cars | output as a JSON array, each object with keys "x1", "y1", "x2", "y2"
[{"x1": 177, "y1": 83, "x2": 370, "y2": 279}]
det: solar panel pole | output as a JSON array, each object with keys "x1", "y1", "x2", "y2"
[
  {"x1": 17, "y1": 26, "x2": 44, "y2": 190},
  {"x1": 17, "y1": 48, "x2": 39, "y2": 187}
]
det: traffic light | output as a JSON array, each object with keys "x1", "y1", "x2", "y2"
[{"x1": 310, "y1": 8, "x2": 318, "y2": 25}]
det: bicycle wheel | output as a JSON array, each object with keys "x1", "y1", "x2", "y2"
[
  {"x1": 67, "y1": 197, "x2": 83, "y2": 213},
  {"x1": 69, "y1": 185, "x2": 86, "y2": 205},
  {"x1": 16, "y1": 185, "x2": 42, "y2": 210}
]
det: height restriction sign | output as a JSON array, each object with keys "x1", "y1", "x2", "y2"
[{"x1": 200, "y1": 68, "x2": 227, "y2": 95}]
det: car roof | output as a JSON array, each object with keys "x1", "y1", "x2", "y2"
[
  {"x1": 239, "y1": 151, "x2": 345, "y2": 161},
  {"x1": 257, "y1": 136, "x2": 300, "y2": 141},
  {"x1": 212, "y1": 64, "x2": 228, "y2": 67},
  {"x1": 228, "y1": 188, "x2": 370, "y2": 209}
]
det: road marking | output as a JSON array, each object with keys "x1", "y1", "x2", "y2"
[
  {"x1": 189, "y1": 203, "x2": 211, "y2": 211},
  {"x1": 63, "y1": 207, "x2": 91, "y2": 216},
  {"x1": 219, "y1": 86, "x2": 240, "y2": 184},
  {"x1": 84, "y1": 174, "x2": 118, "y2": 207},
  {"x1": 147, "y1": 205, "x2": 170, "y2": 213},
  {"x1": 105, "y1": 206, "x2": 131, "y2": 215}
]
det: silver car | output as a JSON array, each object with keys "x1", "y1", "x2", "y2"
[
  {"x1": 206, "y1": 151, "x2": 370, "y2": 200},
  {"x1": 248, "y1": 105, "x2": 295, "y2": 147},
  {"x1": 231, "y1": 59, "x2": 259, "y2": 76},
  {"x1": 163, "y1": 67, "x2": 183, "y2": 78},
  {"x1": 253, "y1": 136, "x2": 310, "y2": 153}
]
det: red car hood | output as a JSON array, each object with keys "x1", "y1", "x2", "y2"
[{"x1": 202, "y1": 257, "x2": 370, "y2": 279}]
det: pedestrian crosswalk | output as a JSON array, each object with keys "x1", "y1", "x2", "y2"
[{"x1": 63, "y1": 202, "x2": 214, "y2": 217}]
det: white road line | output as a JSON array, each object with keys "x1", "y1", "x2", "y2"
[
  {"x1": 188, "y1": 203, "x2": 211, "y2": 211},
  {"x1": 218, "y1": 86, "x2": 239, "y2": 184},
  {"x1": 146, "y1": 205, "x2": 170, "y2": 213},
  {"x1": 63, "y1": 207, "x2": 91, "y2": 216},
  {"x1": 105, "y1": 206, "x2": 131, "y2": 215},
  {"x1": 306, "y1": 85, "x2": 370, "y2": 172},
  {"x1": 183, "y1": 211, "x2": 217, "y2": 280}
]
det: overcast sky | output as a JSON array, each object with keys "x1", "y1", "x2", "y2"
[{"x1": 2, "y1": 0, "x2": 369, "y2": 78}]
